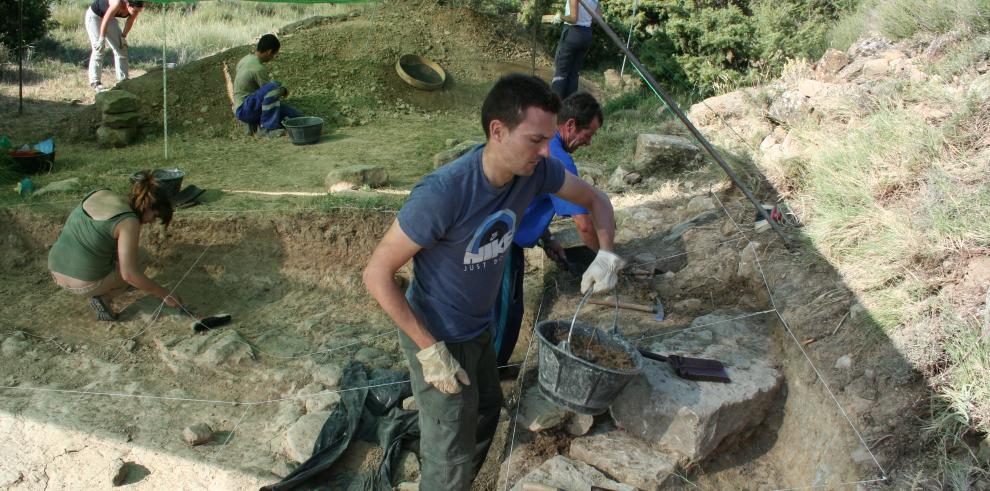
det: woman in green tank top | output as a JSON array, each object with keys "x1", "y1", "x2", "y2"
[{"x1": 48, "y1": 170, "x2": 184, "y2": 321}]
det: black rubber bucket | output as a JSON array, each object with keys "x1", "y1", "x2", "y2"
[
  {"x1": 283, "y1": 116, "x2": 324, "y2": 145},
  {"x1": 9, "y1": 151, "x2": 55, "y2": 174},
  {"x1": 130, "y1": 168, "x2": 184, "y2": 200},
  {"x1": 535, "y1": 292, "x2": 644, "y2": 415}
]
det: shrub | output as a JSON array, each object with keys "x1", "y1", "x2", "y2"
[
  {"x1": 0, "y1": 0, "x2": 53, "y2": 49},
  {"x1": 584, "y1": 0, "x2": 855, "y2": 97}
]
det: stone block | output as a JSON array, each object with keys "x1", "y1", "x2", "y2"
[
  {"x1": 815, "y1": 48, "x2": 850, "y2": 79},
  {"x1": 325, "y1": 165, "x2": 389, "y2": 192},
  {"x1": 96, "y1": 125, "x2": 138, "y2": 148},
  {"x1": 102, "y1": 111, "x2": 140, "y2": 129},
  {"x1": 570, "y1": 430, "x2": 677, "y2": 491},
  {"x1": 182, "y1": 423, "x2": 213, "y2": 446},
  {"x1": 96, "y1": 89, "x2": 140, "y2": 114},
  {"x1": 284, "y1": 412, "x2": 331, "y2": 463},
  {"x1": 609, "y1": 311, "x2": 783, "y2": 463},
  {"x1": 630, "y1": 134, "x2": 701, "y2": 174},
  {"x1": 508, "y1": 455, "x2": 636, "y2": 491}
]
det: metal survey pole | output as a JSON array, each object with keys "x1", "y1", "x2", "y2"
[
  {"x1": 18, "y1": 0, "x2": 24, "y2": 114},
  {"x1": 618, "y1": 0, "x2": 638, "y2": 78},
  {"x1": 579, "y1": 0, "x2": 793, "y2": 249}
]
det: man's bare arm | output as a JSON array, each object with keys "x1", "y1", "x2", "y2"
[{"x1": 362, "y1": 219, "x2": 436, "y2": 349}]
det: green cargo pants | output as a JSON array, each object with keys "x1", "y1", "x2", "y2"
[{"x1": 399, "y1": 330, "x2": 503, "y2": 491}]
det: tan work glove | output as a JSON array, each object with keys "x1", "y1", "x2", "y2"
[
  {"x1": 581, "y1": 250, "x2": 625, "y2": 294},
  {"x1": 416, "y1": 342, "x2": 470, "y2": 394}
]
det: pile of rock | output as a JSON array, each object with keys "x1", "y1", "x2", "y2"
[
  {"x1": 96, "y1": 90, "x2": 141, "y2": 148},
  {"x1": 503, "y1": 311, "x2": 783, "y2": 491}
]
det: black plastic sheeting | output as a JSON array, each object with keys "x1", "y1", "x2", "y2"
[{"x1": 262, "y1": 361, "x2": 418, "y2": 491}]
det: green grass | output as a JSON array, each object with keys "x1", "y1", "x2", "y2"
[{"x1": 757, "y1": 55, "x2": 990, "y2": 483}]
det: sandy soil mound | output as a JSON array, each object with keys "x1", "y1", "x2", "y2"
[{"x1": 65, "y1": 1, "x2": 551, "y2": 139}]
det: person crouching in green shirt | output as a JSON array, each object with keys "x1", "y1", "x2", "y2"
[
  {"x1": 48, "y1": 170, "x2": 185, "y2": 321},
  {"x1": 232, "y1": 34, "x2": 302, "y2": 137}
]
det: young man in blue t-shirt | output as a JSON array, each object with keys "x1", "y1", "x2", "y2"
[
  {"x1": 494, "y1": 92, "x2": 604, "y2": 370},
  {"x1": 363, "y1": 75, "x2": 622, "y2": 490}
]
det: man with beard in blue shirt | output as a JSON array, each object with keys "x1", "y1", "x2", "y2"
[{"x1": 363, "y1": 75, "x2": 622, "y2": 490}]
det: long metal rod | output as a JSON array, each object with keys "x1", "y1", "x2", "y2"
[
  {"x1": 579, "y1": 0, "x2": 793, "y2": 249},
  {"x1": 618, "y1": 0, "x2": 638, "y2": 78},
  {"x1": 18, "y1": 0, "x2": 24, "y2": 114},
  {"x1": 162, "y1": 4, "x2": 169, "y2": 160}
]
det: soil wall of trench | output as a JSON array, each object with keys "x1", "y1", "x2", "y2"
[{"x1": 0, "y1": 195, "x2": 925, "y2": 489}]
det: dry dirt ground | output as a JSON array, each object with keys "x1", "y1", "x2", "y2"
[{"x1": 0, "y1": 2, "x2": 934, "y2": 490}]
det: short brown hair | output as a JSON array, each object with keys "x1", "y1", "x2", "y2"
[{"x1": 481, "y1": 74, "x2": 561, "y2": 138}]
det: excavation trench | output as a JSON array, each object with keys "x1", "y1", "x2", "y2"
[{"x1": 0, "y1": 198, "x2": 884, "y2": 489}]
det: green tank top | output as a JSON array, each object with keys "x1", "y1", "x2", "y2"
[{"x1": 48, "y1": 189, "x2": 138, "y2": 281}]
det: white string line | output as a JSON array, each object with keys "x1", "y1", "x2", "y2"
[
  {"x1": 711, "y1": 190, "x2": 889, "y2": 480},
  {"x1": 500, "y1": 279, "x2": 554, "y2": 491},
  {"x1": 623, "y1": 235, "x2": 746, "y2": 271},
  {"x1": 0, "y1": 378, "x2": 411, "y2": 407},
  {"x1": 634, "y1": 309, "x2": 777, "y2": 342},
  {"x1": 178, "y1": 206, "x2": 399, "y2": 215},
  {"x1": 770, "y1": 477, "x2": 889, "y2": 491}
]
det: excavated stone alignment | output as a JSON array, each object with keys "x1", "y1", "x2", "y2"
[{"x1": 0, "y1": 195, "x2": 898, "y2": 489}]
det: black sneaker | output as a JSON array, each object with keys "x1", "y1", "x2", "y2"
[{"x1": 90, "y1": 296, "x2": 118, "y2": 321}]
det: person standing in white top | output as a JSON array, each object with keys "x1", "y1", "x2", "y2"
[
  {"x1": 84, "y1": 0, "x2": 143, "y2": 92},
  {"x1": 543, "y1": 0, "x2": 601, "y2": 99}
]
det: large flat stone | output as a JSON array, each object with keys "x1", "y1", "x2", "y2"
[
  {"x1": 96, "y1": 89, "x2": 140, "y2": 114},
  {"x1": 325, "y1": 165, "x2": 389, "y2": 192},
  {"x1": 569, "y1": 430, "x2": 677, "y2": 491},
  {"x1": 283, "y1": 412, "x2": 331, "y2": 463},
  {"x1": 610, "y1": 311, "x2": 783, "y2": 464},
  {"x1": 630, "y1": 134, "x2": 701, "y2": 174},
  {"x1": 508, "y1": 455, "x2": 636, "y2": 491}
]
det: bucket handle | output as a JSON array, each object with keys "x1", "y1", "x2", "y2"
[{"x1": 565, "y1": 288, "x2": 623, "y2": 354}]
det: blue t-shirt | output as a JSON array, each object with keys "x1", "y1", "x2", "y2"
[
  {"x1": 513, "y1": 133, "x2": 590, "y2": 248},
  {"x1": 398, "y1": 145, "x2": 567, "y2": 342}
]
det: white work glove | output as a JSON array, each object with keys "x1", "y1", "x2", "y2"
[
  {"x1": 96, "y1": 36, "x2": 106, "y2": 50},
  {"x1": 416, "y1": 342, "x2": 470, "y2": 395},
  {"x1": 581, "y1": 250, "x2": 625, "y2": 294},
  {"x1": 552, "y1": 12, "x2": 563, "y2": 25}
]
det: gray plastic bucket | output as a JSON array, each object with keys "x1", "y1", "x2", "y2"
[
  {"x1": 283, "y1": 116, "x2": 324, "y2": 145},
  {"x1": 535, "y1": 292, "x2": 644, "y2": 415}
]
